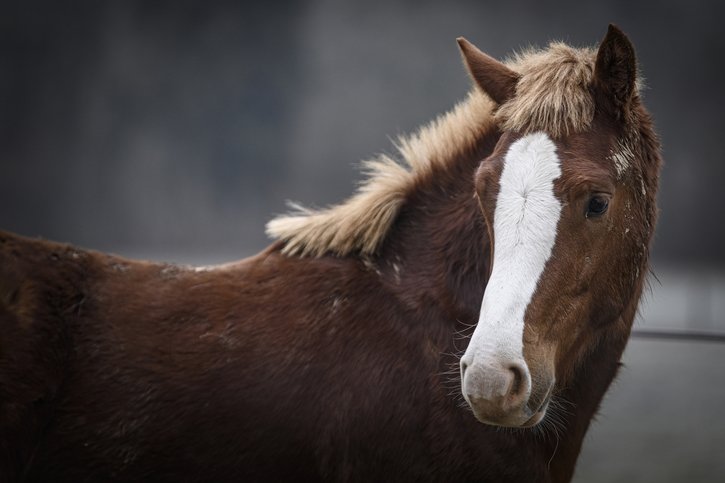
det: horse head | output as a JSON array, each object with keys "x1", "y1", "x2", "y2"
[{"x1": 458, "y1": 25, "x2": 660, "y2": 428}]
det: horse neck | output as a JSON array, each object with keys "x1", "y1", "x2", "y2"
[
  {"x1": 373, "y1": 126, "x2": 647, "y2": 480},
  {"x1": 376, "y1": 130, "x2": 499, "y2": 325},
  {"x1": 545, "y1": 280, "x2": 644, "y2": 482}
]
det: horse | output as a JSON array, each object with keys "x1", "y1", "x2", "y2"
[{"x1": 0, "y1": 24, "x2": 661, "y2": 482}]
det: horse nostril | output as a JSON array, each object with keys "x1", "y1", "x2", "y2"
[
  {"x1": 460, "y1": 360, "x2": 469, "y2": 377},
  {"x1": 506, "y1": 362, "x2": 528, "y2": 402}
]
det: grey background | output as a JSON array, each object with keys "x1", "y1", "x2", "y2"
[{"x1": 1, "y1": 1, "x2": 723, "y2": 481}]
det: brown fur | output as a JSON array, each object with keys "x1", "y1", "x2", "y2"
[{"x1": 0, "y1": 25, "x2": 661, "y2": 483}]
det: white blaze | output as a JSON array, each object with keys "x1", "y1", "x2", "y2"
[{"x1": 465, "y1": 132, "x2": 562, "y2": 364}]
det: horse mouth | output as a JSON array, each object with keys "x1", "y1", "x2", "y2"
[
  {"x1": 482, "y1": 388, "x2": 553, "y2": 429},
  {"x1": 470, "y1": 391, "x2": 553, "y2": 429}
]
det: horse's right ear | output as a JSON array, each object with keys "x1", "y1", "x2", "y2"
[
  {"x1": 594, "y1": 24, "x2": 637, "y2": 114},
  {"x1": 457, "y1": 37, "x2": 519, "y2": 105}
]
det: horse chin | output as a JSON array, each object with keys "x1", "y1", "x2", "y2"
[
  {"x1": 518, "y1": 387, "x2": 554, "y2": 428},
  {"x1": 523, "y1": 384, "x2": 554, "y2": 426},
  {"x1": 520, "y1": 401, "x2": 550, "y2": 428}
]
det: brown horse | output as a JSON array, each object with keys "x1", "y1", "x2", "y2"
[{"x1": 0, "y1": 25, "x2": 661, "y2": 482}]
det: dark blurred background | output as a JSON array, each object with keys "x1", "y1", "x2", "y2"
[{"x1": 1, "y1": 1, "x2": 723, "y2": 481}]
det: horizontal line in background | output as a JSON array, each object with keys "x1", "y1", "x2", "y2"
[{"x1": 631, "y1": 328, "x2": 725, "y2": 343}]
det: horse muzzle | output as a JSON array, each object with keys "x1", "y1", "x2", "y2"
[{"x1": 460, "y1": 354, "x2": 551, "y2": 427}]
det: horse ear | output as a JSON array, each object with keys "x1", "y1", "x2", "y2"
[
  {"x1": 594, "y1": 24, "x2": 637, "y2": 112},
  {"x1": 457, "y1": 37, "x2": 519, "y2": 105}
]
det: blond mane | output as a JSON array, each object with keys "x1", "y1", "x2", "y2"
[{"x1": 266, "y1": 42, "x2": 599, "y2": 258}]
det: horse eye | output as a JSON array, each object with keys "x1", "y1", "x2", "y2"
[{"x1": 586, "y1": 196, "x2": 609, "y2": 218}]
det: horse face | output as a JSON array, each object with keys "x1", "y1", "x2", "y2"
[
  {"x1": 463, "y1": 125, "x2": 643, "y2": 427},
  {"x1": 458, "y1": 26, "x2": 646, "y2": 427},
  {"x1": 461, "y1": 131, "x2": 563, "y2": 427}
]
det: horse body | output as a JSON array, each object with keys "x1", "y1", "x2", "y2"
[
  {"x1": 1, "y1": 232, "x2": 561, "y2": 482},
  {"x1": 1, "y1": 25, "x2": 661, "y2": 482}
]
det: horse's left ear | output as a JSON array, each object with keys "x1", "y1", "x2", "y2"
[
  {"x1": 594, "y1": 24, "x2": 637, "y2": 113},
  {"x1": 457, "y1": 37, "x2": 520, "y2": 105}
]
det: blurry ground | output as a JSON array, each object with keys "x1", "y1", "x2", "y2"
[{"x1": 576, "y1": 338, "x2": 725, "y2": 482}]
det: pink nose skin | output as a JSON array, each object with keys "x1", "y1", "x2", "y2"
[{"x1": 460, "y1": 356, "x2": 532, "y2": 426}]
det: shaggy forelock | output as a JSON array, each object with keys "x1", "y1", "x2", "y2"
[{"x1": 497, "y1": 42, "x2": 597, "y2": 138}]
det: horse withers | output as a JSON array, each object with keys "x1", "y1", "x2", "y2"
[{"x1": 0, "y1": 25, "x2": 661, "y2": 482}]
